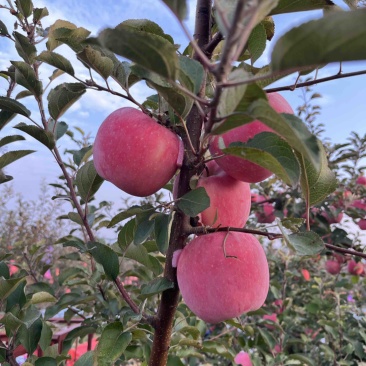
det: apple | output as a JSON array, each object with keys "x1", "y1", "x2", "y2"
[
  {"x1": 351, "y1": 199, "x2": 366, "y2": 211},
  {"x1": 320, "y1": 206, "x2": 343, "y2": 224},
  {"x1": 234, "y1": 351, "x2": 252, "y2": 366},
  {"x1": 263, "y1": 313, "x2": 278, "y2": 329},
  {"x1": 197, "y1": 171, "x2": 251, "y2": 228},
  {"x1": 202, "y1": 159, "x2": 223, "y2": 177},
  {"x1": 348, "y1": 260, "x2": 364, "y2": 276},
  {"x1": 358, "y1": 219, "x2": 366, "y2": 230},
  {"x1": 209, "y1": 92, "x2": 294, "y2": 183},
  {"x1": 325, "y1": 260, "x2": 341, "y2": 275},
  {"x1": 177, "y1": 232, "x2": 269, "y2": 323},
  {"x1": 93, "y1": 107, "x2": 183, "y2": 197},
  {"x1": 255, "y1": 202, "x2": 275, "y2": 224},
  {"x1": 356, "y1": 175, "x2": 366, "y2": 186},
  {"x1": 301, "y1": 269, "x2": 310, "y2": 281}
]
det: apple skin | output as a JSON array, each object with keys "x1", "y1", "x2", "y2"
[
  {"x1": 209, "y1": 93, "x2": 294, "y2": 183},
  {"x1": 352, "y1": 199, "x2": 366, "y2": 211},
  {"x1": 177, "y1": 232, "x2": 269, "y2": 323},
  {"x1": 358, "y1": 219, "x2": 366, "y2": 230},
  {"x1": 325, "y1": 260, "x2": 341, "y2": 275},
  {"x1": 263, "y1": 313, "x2": 278, "y2": 329},
  {"x1": 255, "y1": 202, "x2": 275, "y2": 224},
  {"x1": 93, "y1": 107, "x2": 183, "y2": 197},
  {"x1": 234, "y1": 351, "x2": 252, "y2": 366},
  {"x1": 197, "y1": 172, "x2": 251, "y2": 228},
  {"x1": 321, "y1": 206, "x2": 343, "y2": 224},
  {"x1": 356, "y1": 175, "x2": 366, "y2": 186},
  {"x1": 348, "y1": 260, "x2": 365, "y2": 276}
]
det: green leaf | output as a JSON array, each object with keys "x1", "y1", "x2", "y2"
[
  {"x1": 0, "y1": 262, "x2": 10, "y2": 278},
  {"x1": 297, "y1": 141, "x2": 337, "y2": 206},
  {"x1": 18, "y1": 317, "x2": 43, "y2": 354},
  {"x1": 125, "y1": 244, "x2": 163, "y2": 275},
  {"x1": 177, "y1": 187, "x2": 210, "y2": 217},
  {"x1": 109, "y1": 205, "x2": 154, "y2": 228},
  {"x1": 271, "y1": 0, "x2": 336, "y2": 15},
  {"x1": 14, "y1": 123, "x2": 55, "y2": 150},
  {"x1": 98, "y1": 24, "x2": 178, "y2": 80},
  {"x1": 30, "y1": 292, "x2": 57, "y2": 304},
  {"x1": 37, "y1": 51, "x2": 75, "y2": 76},
  {"x1": 117, "y1": 219, "x2": 137, "y2": 252},
  {"x1": 77, "y1": 45, "x2": 114, "y2": 79},
  {"x1": 0, "y1": 312, "x2": 23, "y2": 335},
  {"x1": 94, "y1": 323, "x2": 132, "y2": 366},
  {"x1": 33, "y1": 7, "x2": 49, "y2": 23},
  {"x1": 73, "y1": 145, "x2": 92, "y2": 166},
  {"x1": 87, "y1": 241, "x2": 119, "y2": 280},
  {"x1": 39, "y1": 321, "x2": 53, "y2": 352},
  {"x1": 262, "y1": 16, "x2": 275, "y2": 40},
  {"x1": 74, "y1": 351, "x2": 94, "y2": 366},
  {"x1": 15, "y1": 0, "x2": 33, "y2": 17},
  {"x1": 0, "y1": 20, "x2": 9, "y2": 36},
  {"x1": 62, "y1": 326, "x2": 96, "y2": 353},
  {"x1": 0, "y1": 150, "x2": 35, "y2": 169},
  {"x1": 162, "y1": 0, "x2": 188, "y2": 20},
  {"x1": 0, "y1": 135, "x2": 25, "y2": 148},
  {"x1": 6, "y1": 280, "x2": 26, "y2": 312},
  {"x1": 217, "y1": 68, "x2": 248, "y2": 119},
  {"x1": 75, "y1": 160, "x2": 104, "y2": 202},
  {"x1": 178, "y1": 55, "x2": 204, "y2": 94},
  {"x1": 258, "y1": 328, "x2": 277, "y2": 350},
  {"x1": 48, "y1": 120, "x2": 68, "y2": 140},
  {"x1": 201, "y1": 341, "x2": 234, "y2": 359},
  {"x1": 135, "y1": 213, "x2": 155, "y2": 245},
  {"x1": 11, "y1": 61, "x2": 42, "y2": 96},
  {"x1": 248, "y1": 23, "x2": 267, "y2": 64},
  {"x1": 223, "y1": 132, "x2": 300, "y2": 186},
  {"x1": 140, "y1": 277, "x2": 174, "y2": 297},
  {"x1": 287, "y1": 354, "x2": 316, "y2": 366},
  {"x1": 154, "y1": 213, "x2": 172, "y2": 254},
  {"x1": 0, "y1": 96, "x2": 31, "y2": 118},
  {"x1": 16, "y1": 90, "x2": 33, "y2": 100},
  {"x1": 14, "y1": 31, "x2": 37, "y2": 64},
  {"x1": 277, "y1": 220, "x2": 325, "y2": 255},
  {"x1": 35, "y1": 357, "x2": 57, "y2": 366},
  {"x1": 271, "y1": 9, "x2": 366, "y2": 72},
  {"x1": 67, "y1": 212, "x2": 84, "y2": 225},
  {"x1": 47, "y1": 83, "x2": 86, "y2": 120}
]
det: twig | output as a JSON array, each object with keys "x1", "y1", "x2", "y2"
[
  {"x1": 325, "y1": 242, "x2": 366, "y2": 260},
  {"x1": 204, "y1": 32, "x2": 224, "y2": 59}
]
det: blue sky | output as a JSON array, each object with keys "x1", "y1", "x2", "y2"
[{"x1": 1, "y1": 0, "x2": 366, "y2": 203}]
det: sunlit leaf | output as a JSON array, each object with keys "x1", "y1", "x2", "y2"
[{"x1": 37, "y1": 51, "x2": 75, "y2": 76}]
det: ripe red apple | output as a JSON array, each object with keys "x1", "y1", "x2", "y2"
[
  {"x1": 352, "y1": 199, "x2": 366, "y2": 211},
  {"x1": 197, "y1": 171, "x2": 251, "y2": 228},
  {"x1": 320, "y1": 206, "x2": 343, "y2": 224},
  {"x1": 301, "y1": 269, "x2": 310, "y2": 281},
  {"x1": 234, "y1": 351, "x2": 252, "y2": 366},
  {"x1": 209, "y1": 93, "x2": 294, "y2": 183},
  {"x1": 358, "y1": 219, "x2": 366, "y2": 230},
  {"x1": 255, "y1": 202, "x2": 275, "y2": 224},
  {"x1": 325, "y1": 260, "x2": 341, "y2": 275},
  {"x1": 177, "y1": 232, "x2": 269, "y2": 323},
  {"x1": 93, "y1": 107, "x2": 183, "y2": 197},
  {"x1": 356, "y1": 175, "x2": 366, "y2": 186},
  {"x1": 348, "y1": 260, "x2": 364, "y2": 276},
  {"x1": 263, "y1": 313, "x2": 278, "y2": 329}
]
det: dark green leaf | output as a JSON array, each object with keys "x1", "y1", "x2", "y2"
[
  {"x1": 18, "y1": 317, "x2": 43, "y2": 354},
  {"x1": 140, "y1": 277, "x2": 174, "y2": 296},
  {"x1": 95, "y1": 323, "x2": 132, "y2": 366},
  {"x1": 0, "y1": 262, "x2": 10, "y2": 279},
  {"x1": 73, "y1": 145, "x2": 92, "y2": 166},
  {"x1": 35, "y1": 358, "x2": 57, "y2": 366},
  {"x1": 37, "y1": 51, "x2": 75, "y2": 76},
  {"x1": 0, "y1": 96, "x2": 31, "y2": 118},
  {"x1": 178, "y1": 55, "x2": 204, "y2": 94},
  {"x1": 98, "y1": 25, "x2": 178, "y2": 80},
  {"x1": 6, "y1": 281, "x2": 26, "y2": 312},
  {"x1": 248, "y1": 23, "x2": 267, "y2": 63},
  {"x1": 15, "y1": 0, "x2": 33, "y2": 17},
  {"x1": 125, "y1": 244, "x2": 163, "y2": 275},
  {"x1": 16, "y1": 90, "x2": 33, "y2": 99},
  {"x1": 33, "y1": 7, "x2": 49, "y2": 22},
  {"x1": 14, "y1": 31, "x2": 37, "y2": 64},
  {"x1": 11, "y1": 61, "x2": 42, "y2": 96},
  {"x1": 297, "y1": 141, "x2": 337, "y2": 206},
  {"x1": 75, "y1": 160, "x2": 104, "y2": 201},
  {"x1": 177, "y1": 187, "x2": 210, "y2": 217},
  {"x1": 117, "y1": 219, "x2": 137, "y2": 252},
  {"x1": 77, "y1": 45, "x2": 114, "y2": 79},
  {"x1": 271, "y1": 9, "x2": 366, "y2": 71},
  {"x1": 0, "y1": 312, "x2": 23, "y2": 336},
  {"x1": 287, "y1": 354, "x2": 316, "y2": 366},
  {"x1": 62, "y1": 326, "x2": 96, "y2": 353},
  {"x1": 0, "y1": 135, "x2": 25, "y2": 148},
  {"x1": 109, "y1": 205, "x2": 154, "y2": 228},
  {"x1": 0, "y1": 150, "x2": 35, "y2": 169},
  {"x1": 271, "y1": 0, "x2": 336, "y2": 15},
  {"x1": 87, "y1": 241, "x2": 119, "y2": 280},
  {"x1": 48, "y1": 120, "x2": 68, "y2": 140},
  {"x1": 67, "y1": 212, "x2": 84, "y2": 225},
  {"x1": 39, "y1": 321, "x2": 52, "y2": 352},
  {"x1": 74, "y1": 351, "x2": 94, "y2": 366},
  {"x1": 14, "y1": 122, "x2": 55, "y2": 150},
  {"x1": 47, "y1": 83, "x2": 86, "y2": 120},
  {"x1": 0, "y1": 20, "x2": 9, "y2": 36},
  {"x1": 135, "y1": 214, "x2": 155, "y2": 245},
  {"x1": 162, "y1": 0, "x2": 188, "y2": 20},
  {"x1": 258, "y1": 328, "x2": 277, "y2": 349},
  {"x1": 223, "y1": 132, "x2": 300, "y2": 186},
  {"x1": 154, "y1": 213, "x2": 172, "y2": 254},
  {"x1": 0, "y1": 111, "x2": 15, "y2": 131}
]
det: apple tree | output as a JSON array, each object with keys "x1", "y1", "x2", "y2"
[{"x1": 1, "y1": 0, "x2": 366, "y2": 365}]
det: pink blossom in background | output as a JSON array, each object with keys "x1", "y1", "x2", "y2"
[{"x1": 234, "y1": 351, "x2": 252, "y2": 366}]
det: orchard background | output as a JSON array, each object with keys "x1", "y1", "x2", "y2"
[{"x1": 1, "y1": 1, "x2": 366, "y2": 366}]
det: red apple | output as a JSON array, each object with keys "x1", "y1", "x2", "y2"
[
  {"x1": 325, "y1": 260, "x2": 341, "y2": 275},
  {"x1": 202, "y1": 160, "x2": 223, "y2": 177},
  {"x1": 255, "y1": 202, "x2": 275, "y2": 224},
  {"x1": 177, "y1": 232, "x2": 269, "y2": 323},
  {"x1": 320, "y1": 206, "x2": 343, "y2": 224},
  {"x1": 93, "y1": 107, "x2": 183, "y2": 197},
  {"x1": 348, "y1": 260, "x2": 364, "y2": 276},
  {"x1": 234, "y1": 351, "x2": 252, "y2": 366},
  {"x1": 209, "y1": 93, "x2": 294, "y2": 183},
  {"x1": 197, "y1": 171, "x2": 251, "y2": 228},
  {"x1": 358, "y1": 219, "x2": 366, "y2": 230},
  {"x1": 351, "y1": 199, "x2": 366, "y2": 211},
  {"x1": 263, "y1": 313, "x2": 278, "y2": 329},
  {"x1": 301, "y1": 269, "x2": 310, "y2": 281},
  {"x1": 356, "y1": 175, "x2": 366, "y2": 186}
]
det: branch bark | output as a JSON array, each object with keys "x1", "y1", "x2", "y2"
[{"x1": 148, "y1": 1, "x2": 212, "y2": 365}]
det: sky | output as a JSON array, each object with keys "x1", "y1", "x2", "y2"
[{"x1": 0, "y1": 0, "x2": 366, "y2": 206}]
